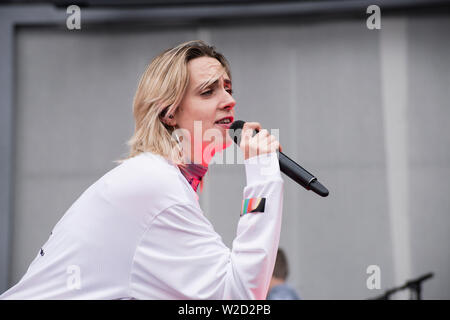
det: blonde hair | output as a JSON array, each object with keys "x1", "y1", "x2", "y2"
[{"x1": 116, "y1": 40, "x2": 231, "y2": 169}]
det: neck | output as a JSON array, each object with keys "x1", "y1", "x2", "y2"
[
  {"x1": 184, "y1": 142, "x2": 216, "y2": 168},
  {"x1": 178, "y1": 147, "x2": 209, "y2": 193}
]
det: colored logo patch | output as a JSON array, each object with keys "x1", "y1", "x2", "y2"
[{"x1": 240, "y1": 197, "x2": 266, "y2": 216}]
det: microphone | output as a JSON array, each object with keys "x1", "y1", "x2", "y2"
[{"x1": 229, "y1": 120, "x2": 329, "y2": 197}]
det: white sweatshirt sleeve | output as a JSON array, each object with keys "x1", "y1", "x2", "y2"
[{"x1": 130, "y1": 151, "x2": 284, "y2": 300}]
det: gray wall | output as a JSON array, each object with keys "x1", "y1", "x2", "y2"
[{"x1": 7, "y1": 14, "x2": 450, "y2": 299}]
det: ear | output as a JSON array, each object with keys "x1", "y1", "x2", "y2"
[
  {"x1": 159, "y1": 107, "x2": 177, "y2": 127},
  {"x1": 166, "y1": 114, "x2": 177, "y2": 126}
]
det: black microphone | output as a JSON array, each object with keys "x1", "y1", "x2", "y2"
[{"x1": 229, "y1": 120, "x2": 329, "y2": 197}]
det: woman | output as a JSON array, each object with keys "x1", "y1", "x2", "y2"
[{"x1": 0, "y1": 40, "x2": 284, "y2": 299}]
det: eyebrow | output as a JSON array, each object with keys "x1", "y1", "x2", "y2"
[{"x1": 196, "y1": 76, "x2": 232, "y2": 92}]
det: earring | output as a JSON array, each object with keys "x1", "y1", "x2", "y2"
[
  {"x1": 173, "y1": 128, "x2": 183, "y2": 154},
  {"x1": 174, "y1": 130, "x2": 181, "y2": 144}
]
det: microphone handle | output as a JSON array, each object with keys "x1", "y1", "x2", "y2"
[
  {"x1": 250, "y1": 128, "x2": 315, "y2": 189},
  {"x1": 239, "y1": 127, "x2": 329, "y2": 197},
  {"x1": 278, "y1": 151, "x2": 316, "y2": 190}
]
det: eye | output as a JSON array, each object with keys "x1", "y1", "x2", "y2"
[
  {"x1": 226, "y1": 88, "x2": 233, "y2": 95},
  {"x1": 201, "y1": 89, "x2": 213, "y2": 96}
]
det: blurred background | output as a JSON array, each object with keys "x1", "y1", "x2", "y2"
[{"x1": 0, "y1": 0, "x2": 449, "y2": 299}]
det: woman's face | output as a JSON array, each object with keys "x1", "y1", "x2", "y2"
[{"x1": 174, "y1": 56, "x2": 236, "y2": 164}]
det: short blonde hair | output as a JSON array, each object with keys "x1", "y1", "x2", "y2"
[{"x1": 117, "y1": 40, "x2": 231, "y2": 168}]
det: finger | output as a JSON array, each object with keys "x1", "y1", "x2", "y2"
[
  {"x1": 242, "y1": 123, "x2": 261, "y2": 141},
  {"x1": 255, "y1": 129, "x2": 269, "y2": 138},
  {"x1": 241, "y1": 126, "x2": 254, "y2": 141},
  {"x1": 256, "y1": 133, "x2": 275, "y2": 148},
  {"x1": 244, "y1": 122, "x2": 262, "y2": 132},
  {"x1": 271, "y1": 140, "x2": 280, "y2": 152},
  {"x1": 240, "y1": 126, "x2": 254, "y2": 150}
]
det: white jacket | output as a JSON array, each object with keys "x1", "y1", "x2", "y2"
[{"x1": 0, "y1": 151, "x2": 284, "y2": 299}]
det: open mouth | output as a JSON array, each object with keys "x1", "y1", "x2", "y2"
[{"x1": 214, "y1": 116, "x2": 233, "y2": 129}]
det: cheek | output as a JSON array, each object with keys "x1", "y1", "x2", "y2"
[
  {"x1": 202, "y1": 104, "x2": 218, "y2": 121},
  {"x1": 180, "y1": 97, "x2": 219, "y2": 141},
  {"x1": 198, "y1": 109, "x2": 217, "y2": 132},
  {"x1": 188, "y1": 100, "x2": 215, "y2": 121}
]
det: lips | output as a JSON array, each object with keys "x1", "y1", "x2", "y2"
[
  {"x1": 214, "y1": 116, "x2": 234, "y2": 124},
  {"x1": 214, "y1": 116, "x2": 234, "y2": 129}
]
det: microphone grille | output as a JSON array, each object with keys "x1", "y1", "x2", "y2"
[
  {"x1": 229, "y1": 120, "x2": 245, "y2": 131},
  {"x1": 229, "y1": 120, "x2": 246, "y2": 145}
]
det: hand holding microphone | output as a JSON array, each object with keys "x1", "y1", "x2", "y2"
[
  {"x1": 239, "y1": 122, "x2": 283, "y2": 160},
  {"x1": 230, "y1": 120, "x2": 329, "y2": 197}
]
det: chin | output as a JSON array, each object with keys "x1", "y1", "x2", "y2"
[
  {"x1": 224, "y1": 138, "x2": 233, "y2": 149},
  {"x1": 220, "y1": 133, "x2": 233, "y2": 150}
]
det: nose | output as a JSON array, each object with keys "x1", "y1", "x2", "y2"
[{"x1": 221, "y1": 89, "x2": 236, "y2": 111}]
